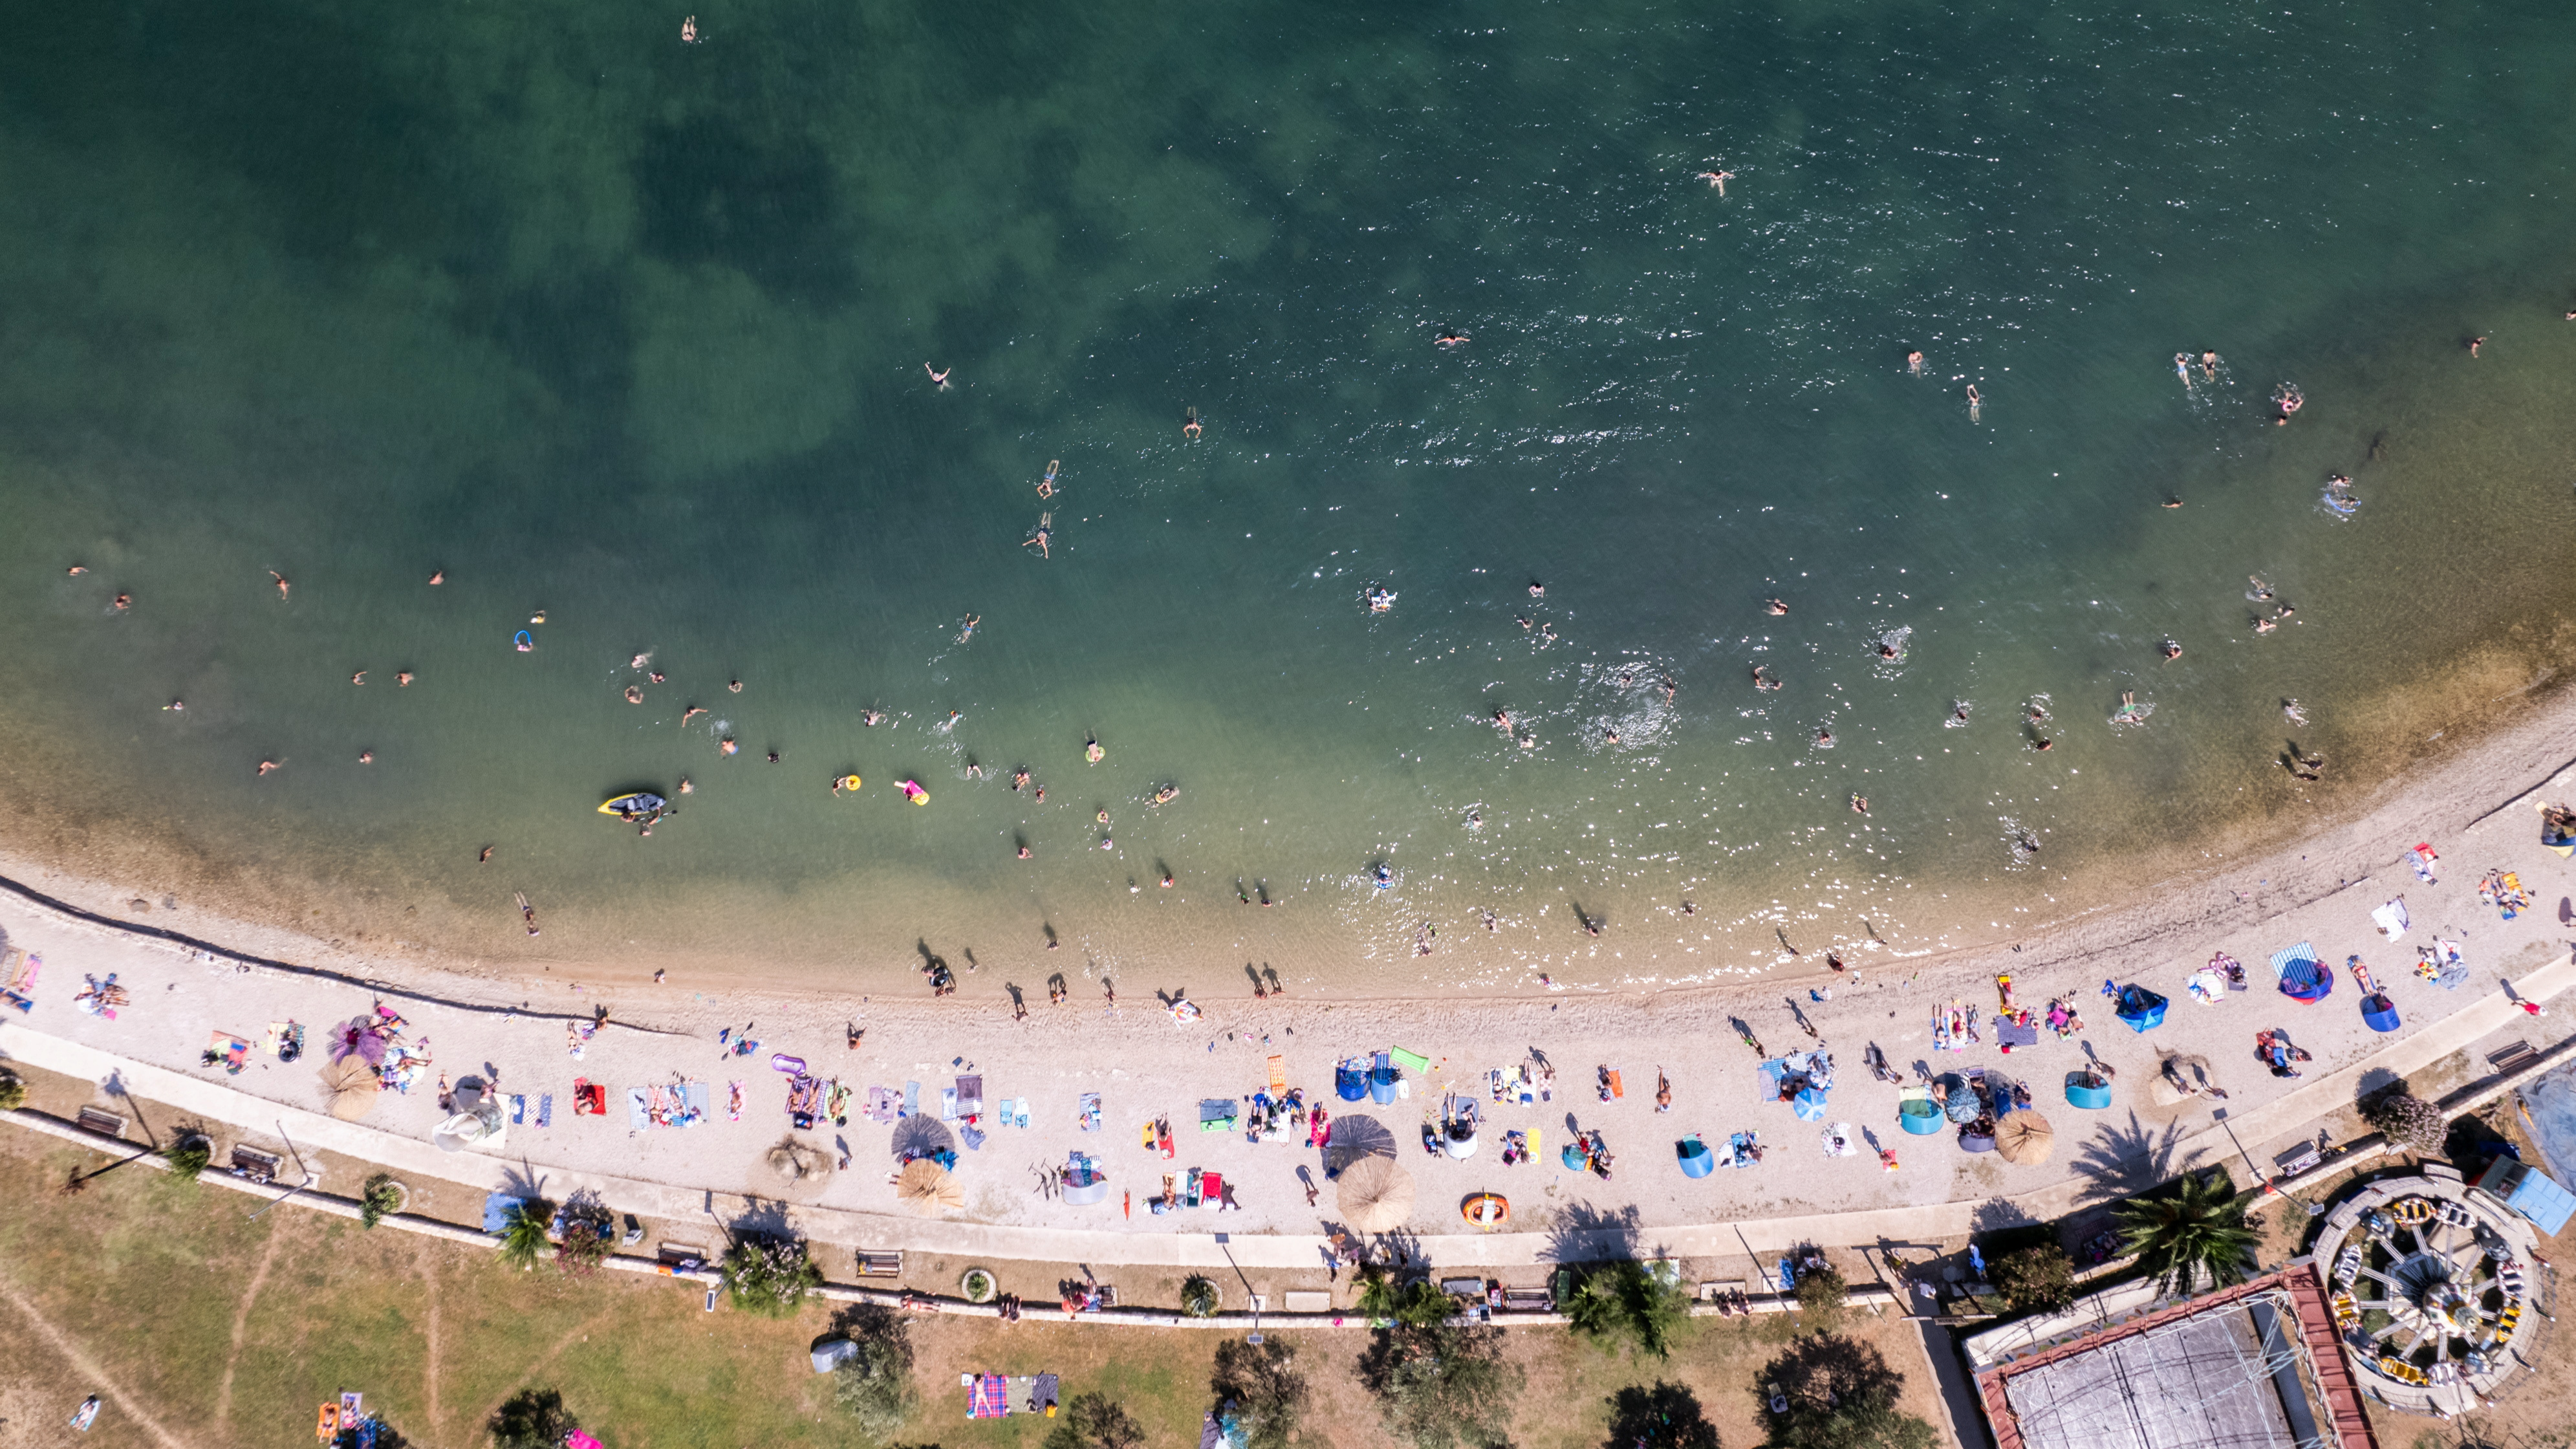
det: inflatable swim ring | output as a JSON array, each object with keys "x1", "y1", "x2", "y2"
[
  {"x1": 1462, "y1": 1192, "x2": 1510, "y2": 1228},
  {"x1": 838, "y1": 774, "x2": 861, "y2": 792}
]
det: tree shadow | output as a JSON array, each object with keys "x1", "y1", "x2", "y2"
[
  {"x1": 726, "y1": 1195, "x2": 795, "y2": 1241},
  {"x1": 2069, "y1": 1111, "x2": 2189, "y2": 1203},
  {"x1": 1969, "y1": 1197, "x2": 2037, "y2": 1234},
  {"x1": 1544, "y1": 1201, "x2": 1641, "y2": 1265},
  {"x1": 1760, "y1": 1331, "x2": 1906, "y2": 1416},
  {"x1": 1604, "y1": 1382, "x2": 1720, "y2": 1449}
]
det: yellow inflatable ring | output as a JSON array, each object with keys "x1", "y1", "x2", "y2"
[{"x1": 838, "y1": 774, "x2": 861, "y2": 792}]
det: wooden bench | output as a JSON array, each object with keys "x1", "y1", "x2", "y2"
[
  {"x1": 1282, "y1": 1290, "x2": 1332, "y2": 1313},
  {"x1": 856, "y1": 1251, "x2": 903, "y2": 1278},
  {"x1": 1500, "y1": 1287, "x2": 1555, "y2": 1311},
  {"x1": 229, "y1": 1146, "x2": 283, "y2": 1182},
  {"x1": 1698, "y1": 1279, "x2": 1748, "y2": 1302},
  {"x1": 75, "y1": 1107, "x2": 126, "y2": 1138},
  {"x1": 2491, "y1": 1040, "x2": 2539, "y2": 1074},
  {"x1": 1439, "y1": 1276, "x2": 1486, "y2": 1297},
  {"x1": 656, "y1": 1242, "x2": 709, "y2": 1269}
]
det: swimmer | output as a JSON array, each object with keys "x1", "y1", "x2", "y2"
[
  {"x1": 1493, "y1": 707, "x2": 1513, "y2": 732},
  {"x1": 682, "y1": 706, "x2": 706, "y2": 726},
  {"x1": 832, "y1": 775, "x2": 847, "y2": 794},
  {"x1": 958, "y1": 615, "x2": 979, "y2": 642},
  {"x1": 2174, "y1": 352, "x2": 2192, "y2": 384},
  {"x1": 257, "y1": 759, "x2": 278, "y2": 775},
  {"x1": 1680, "y1": 900, "x2": 1696, "y2": 916},
  {"x1": 1906, "y1": 351, "x2": 1923, "y2": 375},
  {"x1": 943, "y1": 709, "x2": 962, "y2": 730},
  {"x1": 1528, "y1": 581, "x2": 1545, "y2": 598},
  {"x1": 164, "y1": 699, "x2": 183, "y2": 712},
  {"x1": 1151, "y1": 785, "x2": 1178, "y2": 806},
  {"x1": 720, "y1": 737, "x2": 739, "y2": 756},
  {"x1": 1876, "y1": 642, "x2": 1900, "y2": 660},
  {"x1": 1764, "y1": 597, "x2": 1788, "y2": 615},
  {"x1": 1025, "y1": 519, "x2": 1052, "y2": 559},
  {"x1": 1605, "y1": 728, "x2": 1621, "y2": 745},
  {"x1": 2028, "y1": 703, "x2": 2050, "y2": 723},
  {"x1": 2160, "y1": 640, "x2": 2181, "y2": 661},
  {"x1": 1097, "y1": 807, "x2": 1110, "y2": 825},
  {"x1": 358, "y1": 750, "x2": 374, "y2": 763},
  {"x1": 1850, "y1": 794, "x2": 1868, "y2": 814},
  {"x1": 2274, "y1": 602, "x2": 2295, "y2": 618},
  {"x1": 515, "y1": 633, "x2": 534, "y2": 653},
  {"x1": 480, "y1": 846, "x2": 493, "y2": 863},
  {"x1": 1033, "y1": 785, "x2": 1046, "y2": 801},
  {"x1": 678, "y1": 777, "x2": 693, "y2": 794},
  {"x1": 397, "y1": 671, "x2": 413, "y2": 686},
  {"x1": 113, "y1": 593, "x2": 131, "y2": 611},
  {"x1": 1965, "y1": 383, "x2": 1981, "y2": 413},
  {"x1": 680, "y1": 14, "x2": 698, "y2": 42},
  {"x1": 649, "y1": 671, "x2": 664, "y2": 683},
  {"x1": 1517, "y1": 616, "x2": 1533, "y2": 631},
  {"x1": 531, "y1": 611, "x2": 547, "y2": 624},
  {"x1": 2161, "y1": 496, "x2": 2183, "y2": 508},
  {"x1": 2034, "y1": 737, "x2": 2053, "y2": 751},
  {"x1": 1751, "y1": 665, "x2": 1781, "y2": 692},
  {"x1": 269, "y1": 571, "x2": 290, "y2": 600},
  {"x1": 2249, "y1": 576, "x2": 2273, "y2": 600},
  {"x1": 631, "y1": 653, "x2": 649, "y2": 670},
  {"x1": 766, "y1": 750, "x2": 779, "y2": 763},
  {"x1": 2470, "y1": 336, "x2": 2485, "y2": 358},
  {"x1": 2200, "y1": 351, "x2": 2218, "y2": 379},
  {"x1": 1085, "y1": 734, "x2": 1105, "y2": 764},
  {"x1": 1018, "y1": 845, "x2": 1032, "y2": 859},
  {"x1": 351, "y1": 671, "x2": 367, "y2": 685},
  {"x1": 1435, "y1": 331, "x2": 1469, "y2": 347},
  {"x1": 1100, "y1": 837, "x2": 1114, "y2": 851},
  {"x1": 1160, "y1": 871, "x2": 1174, "y2": 888},
  {"x1": 2254, "y1": 616, "x2": 2277, "y2": 634},
  {"x1": 1037, "y1": 460, "x2": 1059, "y2": 499},
  {"x1": 1696, "y1": 168, "x2": 1735, "y2": 195},
  {"x1": 728, "y1": 679, "x2": 742, "y2": 693},
  {"x1": 2282, "y1": 699, "x2": 2308, "y2": 726},
  {"x1": 1541, "y1": 624, "x2": 1557, "y2": 644},
  {"x1": 1817, "y1": 724, "x2": 1835, "y2": 747},
  {"x1": 1012, "y1": 768, "x2": 1030, "y2": 791},
  {"x1": 67, "y1": 565, "x2": 85, "y2": 575},
  {"x1": 925, "y1": 362, "x2": 950, "y2": 387},
  {"x1": 1663, "y1": 677, "x2": 1677, "y2": 703},
  {"x1": 966, "y1": 761, "x2": 984, "y2": 779},
  {"x1": 1183, "y1": 407, "x2": 1202, "y2": 440},
  {"x1": 1953, "y1": 703, "x2": 1971, "y2": 723},
  {"x1": 429, "y1": 570, "x2": 444, "y2": 585},
  {"x1": 625, "y1": 685, "x2": 644, "y2": 704},
  {"x1": 862, "y1": 709, "x2": 884, "y2": 726}
]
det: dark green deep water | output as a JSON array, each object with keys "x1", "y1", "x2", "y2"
[{"x1": 5, "y1": 0, "x2": 2576, "y2": 990}]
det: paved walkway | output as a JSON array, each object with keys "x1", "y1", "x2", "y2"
[{"x1": 10, "y1": 946, "x2": 2568, "y2": 1271}]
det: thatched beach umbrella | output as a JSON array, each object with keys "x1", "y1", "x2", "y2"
[
  {"x1": 318, "y1": 1056, "x2": 380, "y2": 1122},
  {"x1": 1995, "y1": 1112, "x2": 2055, "y2": 1165},
  {"x1": 896, "y1": 1159, "x2": 964, "y2": 1216},
  {"x1": 759, "y1": 1140, "x2": 834, "y2": 1200},
  {"x1": 1336, "y1": 1155, "x2": 1415, "y2": 1233}
]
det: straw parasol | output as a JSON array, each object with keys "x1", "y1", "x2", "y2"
[
  {"x1": 318, "y1": 1056, "x2": 380, "y2": 1122},
  {"x1": 1995, "y1": 1112, "x2": 2055, "y2": 1165},
  {"x1": 1336, "y1": 1155, "x2": 1416, "y2": 1233},
  {"x1": 759, "y1": 1140, "x2": 835, "y2": 1199},
  {"x1": 896, "y1": 1159, "x2": 965, "y2": 1216}
]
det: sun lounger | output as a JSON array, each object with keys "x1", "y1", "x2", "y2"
[{"x1": 1269, "y1": 1055, "x2": 1288, "y2": 1095}]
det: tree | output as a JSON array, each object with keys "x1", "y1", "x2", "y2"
[
  {"x1": 1043, "y1": 1393, "x2": 1144, "y2": 1449},
  {"x1": 1607, "y1": 1382, "x2": 1721, "y2": 1449},
  {"x1": 1211, "y1": 1336, "x2": 1309, "y2": 1449},
  {"x1": 553, "y1": 1197, "x2": 614, "y2": 1277},
  {"x1": 160, "y1": 1135, "x2": 212, "y2": 1179},
  {"x1": 832, "y1": 1327, "x2": 916, "y2": 1445},
  {"x1": 2363, "y1": 1091, "x2": 2449, "y2": 1155},
  {"x1": 1356, "y1": 1267, "x2": 1456, "y2": 1329},
  {"x1": 488, "y1": 1389, "x2": 578, "y2": 1449},
  {"x1": 1792, "y1": 1266, "x2": 1850, "y2": 1333},
  {"x1": 1757, "y1": 1334, "x2": 1938, "y2": 1449},
  {"x1": 720, "y1": 1234, "x2": 824, "y2": 1316},
  {"x1": 1990, "y1": 1244, "x2": 2077, "y2": 1314},
  {"x1": 2115, "y1": 1170, "x2": 2259, "y2": 1295},
  {"x1": 1360, "y1": 1318, "x2": 1524, "y2": 1449},
  {"x1": 1567, "y1": 1260, "x2": 1693, "y2": 1358},
  {"x1": 357, "y1": 1173, "x2": 404, "y2": 1230},
  {"x1": 495, "y1": 1201, "x2": 555, "y2": 1271}
]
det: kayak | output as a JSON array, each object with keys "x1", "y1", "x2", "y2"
[
  {"x1": 598, "y1": 792, "x2": 666, "y2": 818},
  {"x1": 1462, "y1": 1192, "x2": 1510, "y2": 1228}
]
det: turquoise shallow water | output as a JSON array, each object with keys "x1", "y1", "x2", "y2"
[{"x1": 4, "y1": 0, "x2": 2576, "y2": 990}]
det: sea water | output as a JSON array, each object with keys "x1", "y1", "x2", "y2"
[{"x1": 3, "y1": 0, "x2": 2575, "y2": 993}]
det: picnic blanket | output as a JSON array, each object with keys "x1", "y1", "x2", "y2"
[
  {"x1": 2416, "y1": 940, "x2": 2470, "y2": 990},
  {"x1": 968, "y1": 1373, "x2": 1012, "y2": 1418},
  {"x1": 2372, "y1": 899, "x2": 2410, "y2": 941},
  {"x1": 627, "y1": 1081, "x2": 711, "y2": 1129},
  {"x1": 1033, "y1": 1372, "x2": 1060, "y2": 1413}
]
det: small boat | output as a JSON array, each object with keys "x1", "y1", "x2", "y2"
[
  {"x1": 1462, "y1": 1192, "x2": 1510, "y2": 1228},
  {"x1": 598, "y1": 792, "x2": 666, "y2": 818}
]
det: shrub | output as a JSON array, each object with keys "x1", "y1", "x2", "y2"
[
  {"x1": 358, "y1": 1174, "x2": 403, "y2": 1230},
  {"x1": 1355, "y1": 1267, "x2": 1454, "y2": 1328},
  {"x1": 2363, "y1": 1091, "x2": 2449, "y2": 1155},
  {"x1": 0, "y1": 1071, "x2": 26, "y2": 1112},
  {"x1": 720, "y1": 1234, "x2": 824, "y2": 1317},
  {"x1": 488, "y1": 1389, "x2": 576, "y2": 1449},
  {"x1": 1609, "y1": 1382, "x2": 1720, "y2": 1449},
  {"x1": 1758, "y1": 1333, "x2": 1939, "y2": 1449},
  {"x1": 1043, "y1": 1392, "x2": 1145, "y2": 1449},
  {"x1": 1211, "y1": 1336, "x2": 1308, "y2": 1449},
  {"x1": 556, "y1": 1219, "x2": 611, "y2": 1277},
  {"x1": 1180, "y1": 1274, "x2": 1220, "y2": 1317},
  {"x1": 1990, "y1": 1244, "x2": 2077, "y2": 1314},
  {"x1": 495, "y1": 1201, "x2": 555, "y2": 1271},
  {"x1": 1793, "y1": 1265, "x2": 1850, "y2": 1332},
  {"x1": 1566, "y1": 1260, "x2": 1693, "y2": 1358},
  {"x1": 960, "y1": 1267, "x2": 997, "y2": 1303},
  {"x1": 1360, "y1": 1318, "x2": 1523, "y2": 1449}
]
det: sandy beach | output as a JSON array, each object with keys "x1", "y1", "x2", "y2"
[{"x1": 6, "y1": 674, "x2": 2576, "y2": 1265}]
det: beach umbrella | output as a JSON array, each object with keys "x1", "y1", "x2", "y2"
[
  {"x1": 896, "y1": 1159, "x2": 965, "y2": 1216},
  {"x1": 1995, "y1": 1112, "x2": 2055, "y2": 1165},
  {"x1": 1791, "y1": 1086, "x2": 1830, "y2": 1122},
  {"x1": 759, "y1": 1139, "x2": 834, "y2": 1199},
  {"x1": 319, "y1": 1056, "x2": 380, "y2": 1121},
  {"x1": 1677, "y1": 1136, "x2": 1716, "y2": 1178},
  {"x1": 891, "y1": 1114, "x2": 957, "y2": 1162},
  {"x1": 330, "y1": 1016, "x2": 388, "y2": 1066},
  {"x1": 1324, "y1": 1113, "x2": 1396, "y2": 1175},
  {"x1": 1336, "y1": 1155, "x2": 1416, "y2": 1233}
]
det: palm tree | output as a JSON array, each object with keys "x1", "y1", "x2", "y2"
[{"x1": 2116, "y1": 1169, "x2": 2259, "y2": 1295}]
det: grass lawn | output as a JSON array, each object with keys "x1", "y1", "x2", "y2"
[{"x1": 0, "y1": 1127, "x2": 1947, "y2": 1448}]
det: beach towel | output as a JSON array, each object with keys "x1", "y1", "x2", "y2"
[
  {"x1": 206, "y1": 1030, "x2": 252, "y2": 1074},
  {"x1": 508, "y1": 1094, "x2": 526, "y2": 1125},
  {"x1": 1996, "y1": 1019, "x2": 2041, "y2": 1049},
  {"x1": 960, "y1": 1123, "x2": 988, "y2": 1151},
  {"x1": 0, "y1": 949, "x2": 36, "y2": 1012},
  {"x1": 482, "y1": 1193, "x2": 531, "y2": 1232},
  {"x1": 2409, "y1": 842, "x2": 2440, "y2": 884},
  {"x1": 2415, "y1": 940, "x2": 2469, "y2": 990},
  {"x1": 957, "y1": 1075, "x2": 984, "y2": 1117},
  {"x1": 968, "y1": 1374, "x2": 1011, "y2": 1419},
  {"x1": 2373, "y1": 899, "x2": 2410, "y2": 940},
  {"x1": 536, "y1": 1093, "x2": 553, "y2": 1128},
  {"x1": 904, "y1": 1080, "x2": 920, "y2": 1117},
  {"x1": 571, "y1": 1079, "x2": 606, "y2": 1115}
]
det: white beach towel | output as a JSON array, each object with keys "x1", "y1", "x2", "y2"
[{"x1": 2372, "y1": 899, "x2": 2409, "y2": 941}]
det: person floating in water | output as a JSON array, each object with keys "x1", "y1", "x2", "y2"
[
  {"x1": 2174, "y1": 352, "x2": 2193, "y2": 386},
  {"x1": 1965, "y1": 384, "x2": 1982, "y2": 420},
  {"x1": 925, "y1": 362, "x2": 951, "y2": 387},
  {"x1": 1037, "y1": 460, "x2": 1059, "y2": 499},
  {"x1": 1024, "y1": 516, "x2": 1052, "y2": 559},
  {"x1": 1085, "y1": 734, "x2": 1105, "y2": 764},
  {"x1": 2160, "y1": 639, "x2": 2181, "y2": 662},
  {"x1": 680, "y1": 14, "x2": 699, "y2": 42},
  {"x1": 351, "y1": 671, "x2": 367, "y2": 686},
  {"x1": 1906, "y1": 351, "x2": 1923, "y2": 375},
  {"x1": 1696, "y1": 168, "x2": 1735, "y2": 195},
  {"x1": 2200, "y1": 351, "x2": 2219, "y2": 380},
  {"x1": 958, "y1": 614, "x2": 980, "y2": 642},
  {"x1": 2469, "y1": 336, "x2": 2485, "y2": 358},
  {"x1": 268, "y1": 571, "x2": 290, "y2": 600},
  {"x1": 1182, "y1": 408, "x2": 1202, "y2": 440},
  {"x1": 1150, "y1": 785, "x2": 1179, "y2": 807},
  {"x1": 1435, "y1": 331, "x2": 1469, "y2": 347},
  {"x1": 1764, "y1": 597, "x2": 1788, "y2": 615}
]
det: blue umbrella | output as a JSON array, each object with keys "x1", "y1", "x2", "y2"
[
  {"x1": 2114, "y1": 984, "x2": 2169, "y2": 1032},
  {"x1": 1792, "y1": 1087, "x2": 1830, "y2": 1122},
  {"x1": 1677, "y1": 1136, "x2": 1715, "y2": 1179}
]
